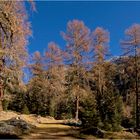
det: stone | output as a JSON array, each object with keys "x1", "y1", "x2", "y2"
[
  {"x1": 0, "y1": 122, "x2": 21, "y2": 138},
  {"x1": 6, "y1": 117, "x2": 33, "y2": 134}
]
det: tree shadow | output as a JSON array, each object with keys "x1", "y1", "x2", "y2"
[
  {"x1": 23, "y1": 122, "x2": 84, "y2": 139},
  {"x1": 0, "y1": 134, "x2": 21, "y2": 139}
]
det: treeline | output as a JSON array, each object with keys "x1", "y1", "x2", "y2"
[
  {"x1": 0, "y1": 1, "x2": 140, "y2": 132},
  {"x1": 8, "y1": 21, "x2": 140, "y2": 131}
]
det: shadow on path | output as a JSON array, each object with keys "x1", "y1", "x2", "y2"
[{"x1": 22, "y1": 122, "x2": 82, "y2": 139}]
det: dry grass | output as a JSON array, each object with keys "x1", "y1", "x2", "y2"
[
  {"x1": 0, "y1": 111, "x2": 139, "y2": 139},
  {"x1": 104, "y1": 131, "x2": 139, "y2": 139},
  {"x1": 37, "y1": 123, "x2": 71, "y2": 129},
  {"x1": 22, "y1": 121, "x2": 81, "y2": 139},
  {"x1": 0, "y1": 111, "x2": 19, "y2": 121}
]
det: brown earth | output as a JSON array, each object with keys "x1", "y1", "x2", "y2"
[
  {"x1": 0, "y1": 111, "x2": 139, "y2": 139},
  {"x1": 22, "y1": 123, "x2": 82, "y2": 139}
]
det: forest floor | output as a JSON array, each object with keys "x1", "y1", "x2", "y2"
[
  {"x1": 22, "y1": 123, "x2": 81, "y2": 139},
  {"x1": 21, "y1": 120, "x2": 96, "y2": 139},
  {"x1": 0, "y1": 111, "x2": 139, "y2": 139},
  {"x1": 21, "y1": 120, "x2": 139, "y2": 140}
]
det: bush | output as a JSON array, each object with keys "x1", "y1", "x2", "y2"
[
  {"x1": 121, "y1": 117, "x2": 135, "y2": 128},
  {"x1": 79, "y1": 91, "x2": 123, "y2": 132},
  {"x1": 9, "y1": 92, "x2": 26, "y2": 113},
  {"x1": 61, "y1": 113, "x2": 73, "y2": 120},
  {"x1": 79, "y1": 94, "x2": 98, "y2": 128},
  {"x1": 80, "y1": 127, "x2": 105, "y2": 138},
  {"x1": 22, "y1": 104, "x2": 30, "y2": 115},
  {"x1": 112, "y1": 123, "x2": 122, "y2": 132},
  {"x1": 2, "y1": 99, "x2": 9, "y2": 111},
  {"x1": 103, "y1": 122, "x2": 112, "y2": 131}
]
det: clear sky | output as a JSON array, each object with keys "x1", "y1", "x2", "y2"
[{"x1": 28, "y1": 1, "x2": 140, "y2": 57}]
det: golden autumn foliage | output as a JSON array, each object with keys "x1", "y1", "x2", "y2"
[
  {"x1": 0, "y1": 1, "x2": 140, "y2": 135},
  {"x1": 0, "y1": 1, "x2": 32, "y2": 111}
]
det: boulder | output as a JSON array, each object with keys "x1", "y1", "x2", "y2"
[
  {"x1": 0, "y1": 121, "x2": 21, "y2": 138},
  {"x1": 6, "y1": 117, "x2": 35, "y2": 134},
  {"x1": 0, "y1": 116, "x2": 35, "y2": 139}
]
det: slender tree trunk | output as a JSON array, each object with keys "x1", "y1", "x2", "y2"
[
  {"x1": 0, "y1": 86, "x2": 3, "y2": 111},
  {"x1": 135, "y1": 45, "x2": 139, "y2": 129},
  {"x1": 99, "y1": 66, "x2": 101, "y2": 93},
  {"x1": 0, "y1": 31, "x2": 3, "y2": 112},
  {"x1": 75, "y1": 95, "x2": 79, "y2": 122},
  {"x1": 0, "y1": 100, "x2": 3, "y2": 111}
]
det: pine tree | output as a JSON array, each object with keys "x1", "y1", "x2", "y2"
[{"x1": 27, "y1": 51, "x2": 48, "y2": 115}]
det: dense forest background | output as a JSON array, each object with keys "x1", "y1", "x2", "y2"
[{"x1": 0, "y1": 1, "x2": 140, "y2": 132}]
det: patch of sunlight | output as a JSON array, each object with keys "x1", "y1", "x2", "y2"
[{"x1": 37, "y1": 123, "x2": 71, "y2": 129}]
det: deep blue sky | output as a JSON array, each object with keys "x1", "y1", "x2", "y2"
[{"x1": 28, "y1": 1, "x2": 140, "y2": 57}]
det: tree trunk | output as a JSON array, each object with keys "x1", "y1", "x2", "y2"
[
  {"x1": 0, "y1": 99, "x2": 3, "y2": 112},
  {"x1": 75, "y1": 95, "x2": 79, "y2": 122},
  {"x1": 0, "y1": 31, "x2": 3, "y2": 112},
  {"x1": 135, "y1": 45, "x2": 139, "y2": 129},
  {"x1": 0, "y1": 85, "x2": 3, "y2": 112}
]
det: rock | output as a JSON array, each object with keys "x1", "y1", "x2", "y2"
[
  {"x1": 6, "y1": 117, "x2": 34, "y2": 134},
  {"x1": 0, "y1": 111, "x2": 43, "y2": 138},
  {"x1": 0, "y1": 116, "x2": 36, "y2": 138},
  {"x1": 0, "y1": 121, "x2": 6, "y2": 127},
  {"x1": 81, "y1": 127, "x2": 105, "y2": 138},
  {"x1": 0, "y1": 121, "x2": 21, "y2": 138}
]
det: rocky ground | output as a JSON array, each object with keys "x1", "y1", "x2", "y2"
[
  {"x1": 0, "y1": 111, "x2": 139, "y2": 139},
  {"x1": 0, "y1": 111, "x2": 57, "y2": 139}
]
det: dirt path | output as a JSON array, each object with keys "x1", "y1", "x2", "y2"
[
  {"x1": 22, "y1": 122, "x2": 82, "y2": 140},
  {"x1": 21, "y1": 122, "x2": 139, "y2": 140}
]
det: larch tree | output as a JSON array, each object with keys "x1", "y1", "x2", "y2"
[
  {"x1": 44, "y1": 42, "x2": 65, "y2": 117},
  {"x1": 0, "y1": 1, "x2": 31, "y2": 111},
  {"x1": 91, "y1": 27, "x2": 110, "y2": 95},
  {"x1": 121, "y1": 24, "x2": 140, "y2": 129},
  {"x1": 62, "y1": 20, "x2": 91, "y2": 121},
  {"x1": 89, "y1": 27, "x2": 123, "y2": 130},
  {"x1": 30, "y1": 51, "x2": 44, "y2": 78},
  {"x1": 90, "y1": 27, "x2": 121, "y2": 130}
]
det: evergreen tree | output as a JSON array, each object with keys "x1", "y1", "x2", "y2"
[{"x1": 27, "y1": 52, "x2": 48, "y2": 115}]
